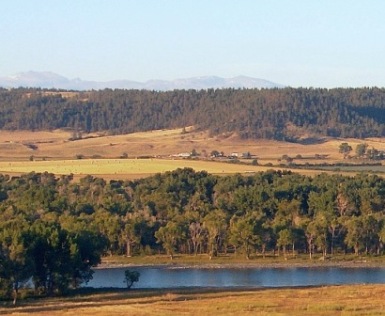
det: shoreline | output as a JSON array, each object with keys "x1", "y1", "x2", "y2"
[{"x1": 96, "y1": 259, "x2": 385, "y2": 270}]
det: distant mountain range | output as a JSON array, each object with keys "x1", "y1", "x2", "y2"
[{"x1": 0, "y1": 71, "x2": 283, "y2": 91}]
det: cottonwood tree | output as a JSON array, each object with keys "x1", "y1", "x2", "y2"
[
  {"x1": 307, "y1": 190, "x2": 335, "y2": 257},
  {"x1": 229, "y1": 214, "x2": 261, "y2": 259},
  {"x1": 29, "y1": 221, "x2": 73, "y2": 295},
  {"x1": 310, "y1": 215, "x2": 328, "y2": 259},
  {"x1": 344, "y1": 217, "x2": 364, "y2": 255},
  {"x1": 272, "y1": 199, "x2": 302, "y2": 256},
  {"x1": 155, "y1": 221, "x2": 185, "y2": 260},
  {"x1": 203, "y1": 209, "x2": 227, "y2": 259},
  {"x1": 0, "y1": 217, "x2": 33, "y2": 305},
  {"x1": 189, "y1": 222, "x2": 205, "y2": 256},
  {"x1": 121, "y1": 214, "x2": 148, "y2": 257},
  {"x1": 93, "y1": 209, "x2": 121, "y2": 255}
]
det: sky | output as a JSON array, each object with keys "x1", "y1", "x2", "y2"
[{"x1": 1, "y1": 0, "x2": 385, "y2": 88}]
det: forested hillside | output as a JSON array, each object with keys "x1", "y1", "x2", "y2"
[{"x1": 1, "y1": 87, "x2": 385, "y2": 140}]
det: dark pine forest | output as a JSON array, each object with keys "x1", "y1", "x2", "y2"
[{"x1": 1, "y1": 87, "x2": 385, "y2": 140}]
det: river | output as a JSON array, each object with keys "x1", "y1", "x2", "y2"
[{"x1": 86, "y1": 266, "x2": 385, "y2": 289}]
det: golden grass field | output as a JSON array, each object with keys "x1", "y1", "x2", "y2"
[
  {"x1": 0, "y1": 158, "x2": 327, "y2": 181},
  {"x1": 1, "y1": 285, "x2": 385, "y2": 316},
  {"x1": 0, "y1": 127, "x2": 376, "y2": 160},
  {"x1": 0, "y1": 127, "x2": 384, "y2": 179}
]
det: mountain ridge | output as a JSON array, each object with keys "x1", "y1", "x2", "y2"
[{"x1": 0, "y1": 71, "x2": 283, "y2": 91}]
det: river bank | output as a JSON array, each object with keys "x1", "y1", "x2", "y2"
[{"x1": 98, "y1": 254, "x2": 385, "y2": 269}]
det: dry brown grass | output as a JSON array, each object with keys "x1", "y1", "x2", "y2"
[
  {"x1": 1, "y1": 285, "x2": 384, "y2": 315},
  {"x1": 0, "y1": 128, "x2": 377, "y2": 160},
  {"x1": 0, "y1": 128, "x2": 383, "y2": 180},
  {"x1": 0, "y1": 158, "x2": 327, "y2": 180}
]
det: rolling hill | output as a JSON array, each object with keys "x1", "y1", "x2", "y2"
[{"x1": 0, "y1": 87, "x2": 385, "y2": 142}]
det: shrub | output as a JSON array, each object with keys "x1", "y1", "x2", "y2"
[{"x1": 124, "y1": 270, "x2": 140, "y2": 289}]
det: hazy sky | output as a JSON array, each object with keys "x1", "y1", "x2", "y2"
[{"x1": 1, "y1": 0, "x2": 385, "y2": 87}]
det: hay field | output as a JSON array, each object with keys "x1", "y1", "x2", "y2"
[
  {"x1": 0, "y1": 128, "x2": 383, "y2": 179},
  {"x1": 2, "y1": 285, "x2": 385, "y2": 315},
  {"x1": 0, "y1": 127, "x2": 365, "y2": 160},
  {"x1": 0, "y1": 158, "x2": 308, "y2": 180}
]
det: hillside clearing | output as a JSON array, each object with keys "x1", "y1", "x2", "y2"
[
  {"x1": 0, "y1": 128, "x2": 384, "y2": 179},
  {"x1": 0, "y1": 128, "x2": 381, "y2": 160}
]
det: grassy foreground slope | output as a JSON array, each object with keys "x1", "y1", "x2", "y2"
[{"x1": 1, "y1": 285, "x2": 384, "y2": 315}]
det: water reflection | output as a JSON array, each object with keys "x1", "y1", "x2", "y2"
[{"x1": 86, "y1": 267, "x2": 385, "y2": 289}]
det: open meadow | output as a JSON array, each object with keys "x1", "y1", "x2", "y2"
[
  {"x1": 0, "y1": 157, "x2": 331, "y2": 181},
  {"x1": 0, "y1": 127, "x2": 380, "y2": 161},
  {"x1": 0, "y1": 128, "x2": 384, "y2": 179},
  {"x1": 1, "y1": 285, "x2": 384, "y2": 316}
]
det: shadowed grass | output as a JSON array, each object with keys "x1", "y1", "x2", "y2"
[{"x1": 0, "y1": 285, "x2": 384, "y2": 315}]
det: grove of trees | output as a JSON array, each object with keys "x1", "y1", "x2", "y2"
[
  {"x1": 3, "y1": 169, "x2": 385, "y2": 302},
  {"x1": 2, "y1": 87, "x2": 385, "y2": 140}
]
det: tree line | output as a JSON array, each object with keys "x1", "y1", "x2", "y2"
[
  {"x1": 2, "y1": 169, "x2": 385, "y2": 301},
  {"x1": 1, "y1": 87, "x2": 385, "y2": 140}
]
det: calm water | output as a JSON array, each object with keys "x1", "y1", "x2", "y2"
[{"x1": 86, "y1": 266, "x2": 385, "y2": 289}]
